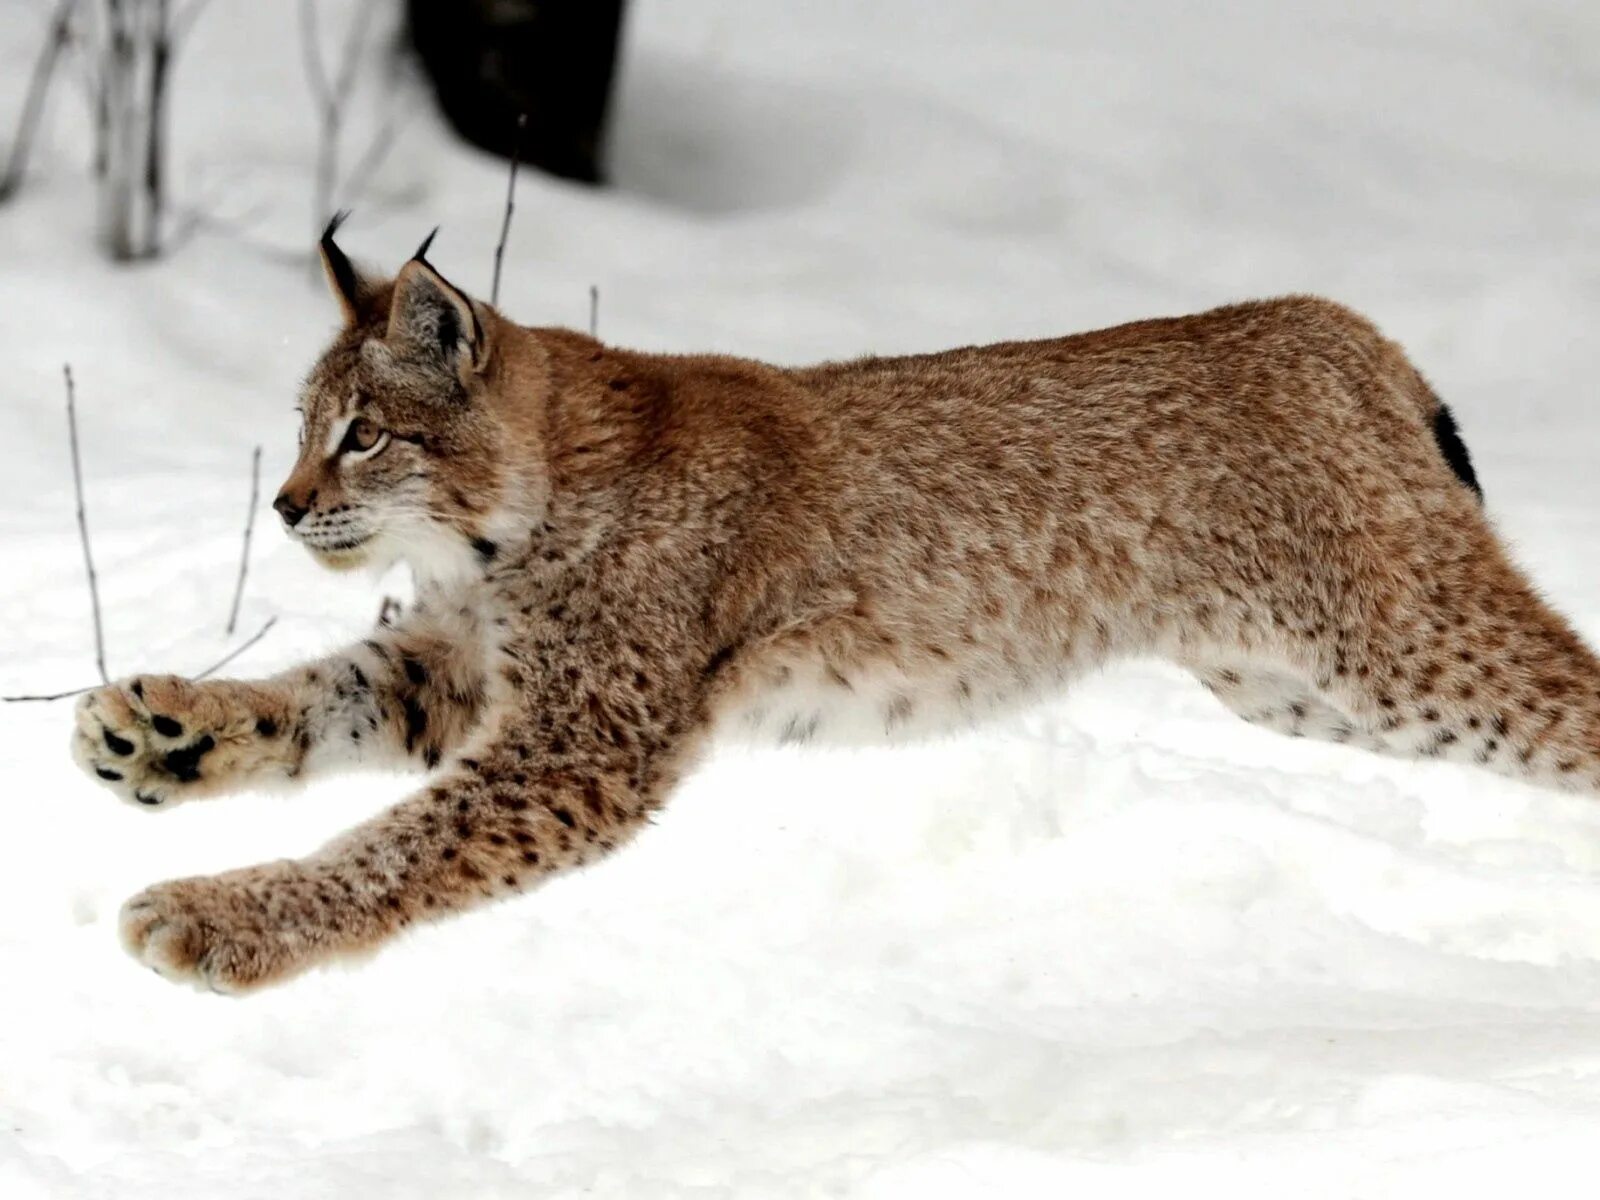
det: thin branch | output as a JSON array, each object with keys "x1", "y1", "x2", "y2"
[
  {"x1": 491, "y1": 114, "x2": 526, "y2": 306},
  {"x1": 162, "y1": 194, "x2": 275, "y2": 255},
  {"x1": 225, "y1": 445, "x2": 261, "y2": 635},
  {"x1": 195, "y1": 616, "x2": 277, "y2": 680},
  {"x1": 300, "y1": 0, "x2": 383, "y2": 238},
  {"x1": 3, "y1": 616, "x2": 279, "y2": 703},
  {"x1": 63, "y1": 365, "x2": 108, "y2": 684},
  {"x1": 338, "y1": 97, "x2": 409, "y2": 207},
  {"x1": 172, "y1": 0, "x2": 214, "y2": 44},
  {"x1": 298, "y1": 0, "x2": 380, "y2": 130},
  {"x1": 2, "y1": 682, "x2": 96, "y2": 704},
  {"x1": 589, "y1": 284, "x2": 599, "y2": 338},
  {"x1": 330, "y1": 0, "x2": 380, "y2": 111},
  {"x1": 298, "y1": 0, "x2": 333, "y2": 117},
  {"x1": 0, "y1": 0, "x2": 83, "y2": 202},
  {"x1": 144, "y1": 0, "x2": 172, "y2": 256}
]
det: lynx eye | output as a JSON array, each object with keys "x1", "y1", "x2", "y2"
[{"x1": 340, "y1": 417, "x2": 386, "y2": 456}]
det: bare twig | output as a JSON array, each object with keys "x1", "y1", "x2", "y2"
[
  {"x1": 6, "y1": 380, "x2": 278, "y2": 703},
  {"x1": 144, "y1": 0, "x2": 172, "y2": 255},
  {"x1": 338, "y1": 98, "x2": 408, "y2": 208},
  {"x1": 63, "y1": 365, "x2": 109, "y2": 684},
  {"x1": 225, "y1": 445, "x2": 261, "y2": 635},
  {"x1": 0, "y1": 0, "x2": 83, "y2": 202},
  {"x1": 331, "y1": 0, "x2": 381, "y2": 110},
  {"x1": 162, "y1": 194, "x2": 275, "y2": 255},
  {"x1": 491, "y1": 113, "x2": 526, "y2": 306},
  {"x1": 195, "y1": 616, "x2": 277, "y2": 679},
  {"x1": 2, "y1": 682, "x2": 96, "y2": 704},
  {"x1": 589, "y1": 284, "x2": 599, "y2": 338},
  {"x1": 300, "y1": 0, "x2": 381, "y2": 236},
  {"x1": 3, "y1": 616, "x2": 279, "y2": 703},
  {"x1": 172, "y1": 0, "x2": 214, "y2": 44},
  {"x1": 298, "y1": 0, "x2": 333, "y2": 116}
]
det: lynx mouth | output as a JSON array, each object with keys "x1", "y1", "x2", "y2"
[{"x1": 306, "y1": 534, "x2": 375, "y2": 570}]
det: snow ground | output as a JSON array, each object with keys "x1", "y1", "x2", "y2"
[{"x1": 3, "y1": 0, "x2": 1600, "y2": 1195}]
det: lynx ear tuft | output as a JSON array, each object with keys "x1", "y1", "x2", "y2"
[
  {"x1": 413, "y1": 226, "x2": 440, "y2": 262},
  {"x1": 386, "y1": 257, "x2": 489, "y2": 376},
  {"x1": 318, "y1": 211, "x2": 372, "y2": 325}
]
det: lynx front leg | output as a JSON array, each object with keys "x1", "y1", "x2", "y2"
[
  {"x1": 73, "y1": 625, "x2": 487, "y2": 809},
  {"x1": 117, "y1": 716, "x2": 695, "y2": 991}
]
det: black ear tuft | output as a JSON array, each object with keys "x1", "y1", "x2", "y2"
[
  {"x1": 320, "y1": 211, "x2": 359, "y2": 304},
  {"x1": 414, "y1": 226, "x2": 440, "y2": 263}
]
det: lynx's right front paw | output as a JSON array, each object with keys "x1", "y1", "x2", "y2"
[{"x1": 72, "y1": 675, "x2": 287, "y2": 809}]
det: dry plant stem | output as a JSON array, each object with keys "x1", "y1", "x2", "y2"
[
  {"x1": 338, "y1": 101, "x2": 406, "y2": 209},
  {"x1": 172, "y1": 0, "x2": 214, "y2": 42},
  {"x1": 194, "y1": 615, "x2": 277, "y2": 679},
  {"x1": 95, "y1": 0, "x2": 171, "y2": 259},
  {"x1": 491, "y1": 113, "x2": 527, "y2": 306},
  {"x1": 300, "y1": 0, "x2": 380, "y2": 236},
  {"x1": 5, "y1": 420, "x2": 276, "y2": 704},
  {"x1": 226, "y1": 446, "x2": 262, "y2": 635},
  {"x1": 144, "y1": 0, "x2": 172, "y2": 255},
  {"x1": 0, "y1": 0, "x2": 82, "y2": 202},
  {"x1": 63, "y1": 365, "x2": 109, "y2": 684},
  {"x1": 3, "y1": 617, "x2": 276, "y2": 704},
  {"x1": 589, "y1": 284, "x2": 599, "y2": 338}
]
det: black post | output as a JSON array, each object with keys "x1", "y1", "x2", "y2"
[{"x1": 406, "y1": 0, "x2": 625, "y2": 184}]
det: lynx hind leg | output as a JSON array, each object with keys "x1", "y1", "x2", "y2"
[
  {"x1": 1324, "y1": 572, "x2": 1600, "y2": 793},
  {"x1": 1198, "y1": 532, "x2": 1600, "y2": 794},
  {"x1": 1190, "y1": 663, "x2": 1394, "y2": 755}
]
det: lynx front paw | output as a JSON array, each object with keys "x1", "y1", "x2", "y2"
[
  {"x1": 72, "y1": 675, "x2": 283, "y2": 809},
  {"x1": 120, "y1": 872, "x2": 309, "y2": 994}
]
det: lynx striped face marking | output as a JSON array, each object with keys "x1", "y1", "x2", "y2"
[{"x1": 273, "y1": 229, "x2": 517, "y2": 582}]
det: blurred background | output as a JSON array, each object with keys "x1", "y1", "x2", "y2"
[{"x1": 3, "y1": 3, "x2": 1600, "y2": 1198}]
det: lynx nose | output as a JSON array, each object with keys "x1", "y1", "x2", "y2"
[{"x1": 273, "y1": 489, "x2": 315, "y2": 528}]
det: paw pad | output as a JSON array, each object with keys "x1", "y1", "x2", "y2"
[{"x1": 73, "y1": 678, "x2": 223, "y2": 809}]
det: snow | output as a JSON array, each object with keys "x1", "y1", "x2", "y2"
[{"x1": 3, "y1": 0, "x2": 1600, "y2": 1195}]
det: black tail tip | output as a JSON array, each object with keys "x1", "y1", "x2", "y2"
[{"x1": 1432, "y1": 402, "x2": 1483, "y2": 500}]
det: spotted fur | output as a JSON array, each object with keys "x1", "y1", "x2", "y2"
[{"x1": 71, "y1": 235, "x2": 1600, "y2": 993}]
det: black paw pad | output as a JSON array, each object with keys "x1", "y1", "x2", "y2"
[
  {"x1": 103, "y1": 728, "x2": 135, "y2": 756},
  {"x1": 134, "y1": 791, "x2": 163, "y2": 806},
  {"x1": 255, "y1": 717, "x2": 279, "y2": 738},
  {"x1": 96, "y1": 767, "x2": 124, "y2": 781},
  {"x1": 161, "y1": 734, "x2": 215, "y2": 783},
  {"x1": 151, "y1": 715, "x2": 183, "y2": 738}
]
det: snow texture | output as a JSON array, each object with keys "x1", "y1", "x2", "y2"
[{"x1": 3, "y1": 1, "x2": 1600, "y2": 1196}]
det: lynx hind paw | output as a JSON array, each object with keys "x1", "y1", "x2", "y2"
[{"x1": 72, "y1": 675, "x2": 262, "y2": 809}]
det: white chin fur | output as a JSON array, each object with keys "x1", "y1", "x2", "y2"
[
  {"x1": 386, "y1": 523, "x2": 482, "y2": 590},
  {"x1": 311, "y1": 511, "x2": 519, "y2": 591}
]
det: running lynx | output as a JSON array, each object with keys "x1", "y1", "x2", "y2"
[{"x1": 73, "y1": 221, "x2": 1592, "y2": 993}]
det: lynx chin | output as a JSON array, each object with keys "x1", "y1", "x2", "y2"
[{"x1": 73, "y1": 220, "x2": 1590, "y2": 993}]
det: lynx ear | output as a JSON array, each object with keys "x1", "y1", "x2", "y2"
[
  {"x1": 385, "y1": 250, "x2": 489, "y2": 375},
  {"x1": 318, "y1": 211, "x2": 372, "y2": 325}
]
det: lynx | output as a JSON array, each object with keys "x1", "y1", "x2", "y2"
[{"x1": 73, "y1": 220, "x2": 1595, "y2": 993}]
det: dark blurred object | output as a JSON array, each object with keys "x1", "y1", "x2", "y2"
[{"x1": 406, "y1": 0, "x2": 625, "y2": 184}]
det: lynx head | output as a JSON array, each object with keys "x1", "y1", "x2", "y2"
[{"x1": 275, "y1": 217, "x2": 546, "y2": 584}]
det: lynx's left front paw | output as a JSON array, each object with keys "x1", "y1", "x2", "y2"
[
  {"x1": 120, "y1": 870, "x2": 320, "y2": 994},
  {"x1": 72, "y1": 675, "x2": 289, "y2": 809}
]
